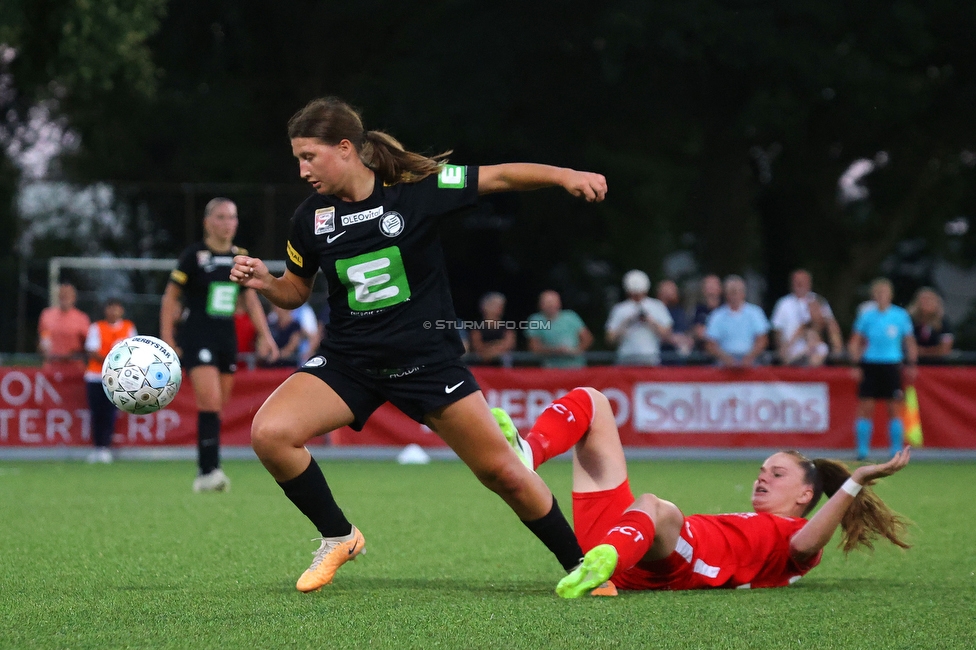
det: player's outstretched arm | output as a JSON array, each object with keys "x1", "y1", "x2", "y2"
[
  {"x1": 790, "y1": 448, "x2": 911, "y2": 560},
  {"x1": 478, "y1": 163, "x2": 607, "y2": 202},
  {"x1": 231, "y1": 255, "x2": 313, "y2": 310}
]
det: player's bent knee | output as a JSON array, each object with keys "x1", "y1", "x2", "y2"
[
  {"x1": 631, "y1": 493, "x2": 683, "y2": 530},
  {"x1": 473, "y1": 457, "x2": 527, "y2": 497},
  {"x1": 582, "y1": 387, "x2": 612, "y2": 418},
  {"x1": 250, "y1": 414, "x2": 299, "y2": 455}
]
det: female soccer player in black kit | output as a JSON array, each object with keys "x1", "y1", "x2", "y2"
[
  {"x1": 230, "y1": 97, "x2": 608, "y2": 592},
  {"x1": 161, "y1": 198, "x2": 279, "y2": 492}
]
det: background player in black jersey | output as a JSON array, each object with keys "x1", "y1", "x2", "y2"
[
  {"x1": 230, "y1": 97, "x2": 607, "y2": 593},
  {"x1": 161, "y1": 198, "x2": 279, "y2": 492}
]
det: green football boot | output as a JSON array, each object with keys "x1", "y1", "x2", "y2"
[{"x1": 556, "y1": 544, "x2": 619, "y2": 599}]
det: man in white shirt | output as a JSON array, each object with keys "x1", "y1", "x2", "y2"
[
  {"x1": 605, "y1": 270, "x2": 673, "y2": 365},
  {"x1": 770, "y1": 269, "x2": 843, "y2": 364}
]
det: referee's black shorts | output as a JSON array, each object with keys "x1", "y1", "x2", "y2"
[
  {"x1": 297, "y1": 354, "x2": 480, "y2": 431},
  {"x1": 858, "y1": 362, "x2": 903, "y2": 400}
]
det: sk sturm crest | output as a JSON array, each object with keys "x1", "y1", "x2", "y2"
[{"x1": 101, "y1": 336, "x2": 183, "y2": 414}]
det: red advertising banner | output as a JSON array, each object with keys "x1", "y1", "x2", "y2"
[{"x1": 2, "y1": 365, "x2": 974, "y2": 449}]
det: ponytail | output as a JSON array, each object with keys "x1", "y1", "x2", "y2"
[
  {"x1": 812, "y1": 458, "x2": 911, "y2": 553},
  {"x1": 785, "y1": 451, "x2": 911, "y2": 554},
  {"x1": 287, "y1": 97, "x2": 450, "y2": 186},
  {"x1": 361, "y1": 130, "x2": 450, "y2": 184}
]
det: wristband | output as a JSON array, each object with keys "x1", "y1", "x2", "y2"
[{"x1": 840, "y1": 478, "x2": 863, "y2": 497}]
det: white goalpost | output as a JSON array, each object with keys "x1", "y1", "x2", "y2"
[{"x1": 48, "y1": 256, "x2": 289, "y2": 307}]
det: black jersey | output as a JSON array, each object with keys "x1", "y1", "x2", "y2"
[
  {"x1": 285, "y1": 165, "x2": 479, "y2": 368},
  {"x1": 169, "y1": 242, "x2": 247, "y2": 335}
]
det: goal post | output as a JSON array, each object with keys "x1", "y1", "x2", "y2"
[
  {"x1": 48, "y1": 256, "x2": 289, "y2": 307},
  {"x1": 46, "y1": 257, "x2": 299, "y2": 345}
]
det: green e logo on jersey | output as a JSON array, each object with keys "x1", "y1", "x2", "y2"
[
  {"x1": 335, "y1": 246, "x2": 411, "y2": 311},
  {"x1": 207, "y1": 282, "x2": 239, "y2": 316},
  {"x1": 437, "y1": 165, "x2": 466, "y2": 188}
]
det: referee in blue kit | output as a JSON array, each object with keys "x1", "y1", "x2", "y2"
[{"x1": 848, "y1": 278, "x2": 917, "y2": 460}]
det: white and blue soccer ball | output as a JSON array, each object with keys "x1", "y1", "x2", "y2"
[{"x1": 101, "y1": 336, "x2": 182, "y2": 414}]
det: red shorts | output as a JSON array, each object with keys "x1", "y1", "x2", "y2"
[
  {"x1": 573, "y1": 481, "x2": 816, "y2": 590},
  {"x1": 573, "y1": 480, "x2": 707, "y2": 590}
]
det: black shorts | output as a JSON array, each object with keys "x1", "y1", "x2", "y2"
[
  {"x1": 859, "y1": 362, "x2": 903, "y2": 399},
  {"x1": 297, "y1": 354, "x2": 480, "y2": 431},
  {"x1": 179, "y1": 327, "x2": 238, "y2": 374}
]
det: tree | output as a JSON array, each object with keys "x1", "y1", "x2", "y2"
[
  {"x1": 5, "y1": 0, "x2": 975, "y2": 351},
  {"x1": 0, "y1": 0, "x2": 166, "y2": 350}
]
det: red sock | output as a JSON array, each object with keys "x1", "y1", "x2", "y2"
[
  {"x1": 599, "y1": 509, "x2": 655, "y2": 572},
  {"x1": 525, "y1": 388, "x2": 595, "y2": 469}
]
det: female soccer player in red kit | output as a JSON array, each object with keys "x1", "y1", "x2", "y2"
[{"x1": 494, "y1": 388, "x2": 910, "y2": 597}]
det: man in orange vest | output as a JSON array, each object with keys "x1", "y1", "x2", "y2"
[{"x1": 84, "y1": 298, "x2": 137, "y2": 463}]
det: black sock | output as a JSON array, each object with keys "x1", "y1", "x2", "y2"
[
  {"x1": 522, "y1": 496, "x2": 584, "y2": 571},
  {"x1": 278, "y1": 457, "x2": 352, "y2": 538},
  {"x1": 198, "y1": 411, "x2": 220, "y2": 474}
]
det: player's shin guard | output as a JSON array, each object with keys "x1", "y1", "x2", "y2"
[
  {"x1": 198, "y1": 411, "x2": 221, "y2": 474},
  {"x1": 600, "y1": 509, "x2": 655, "y2": 573},
  {"x1": 524, "y1": 388, "x2": 595, "y2": 469},
  {"x1": 888, "y1": 418, "x2": 904, "y2": 456},
  {"x1": 278, "y1": 456, "x2": 353, "y2": 538},
  {"x1": 522, "y1": 496, "x2": 584, "y2": 571},
  {"x1": 855, "y1": 417, "x2": 872, "y2": 460}
]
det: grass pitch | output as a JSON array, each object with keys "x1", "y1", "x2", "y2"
[{"x1": 1, "y1": 458, "x2": 973, "y2": 649}]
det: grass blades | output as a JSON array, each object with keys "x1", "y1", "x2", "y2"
[{"x1": 1, "y1": 459, "x2": 973, "y2": 649}]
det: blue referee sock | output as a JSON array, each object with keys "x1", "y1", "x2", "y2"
[
  {"x1": 855, "y1": 418, "x2": 872, "y2": 460},
  {"x1": 888, "y1": 418, "x2": 904, "y2": 456}
]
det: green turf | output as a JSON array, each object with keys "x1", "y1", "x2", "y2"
[{"x1": 1, "y1": 459, "x2": 973, "y2": 649}]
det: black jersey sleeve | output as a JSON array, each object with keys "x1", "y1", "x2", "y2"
[
  {"x1": 169, "y1": 245, "x2": 197, "y2": 287},
  {"x1": 411, "y1": 165, "x2": 480, "y2": 218},
  {"x1": 285, "y1": 210, "x2": 319, "y2": 278}
]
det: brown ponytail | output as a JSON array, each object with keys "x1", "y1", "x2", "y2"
[
  {"x1": 786, "y1": 451, "x2": 911, "y2": 554},
  {"x1": 287, "y1": 97, "x2": 450, "y2": 185}
]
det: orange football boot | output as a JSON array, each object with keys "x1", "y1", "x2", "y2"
[{"x1": 296, "y1": 526, "x2": 366, "y2": 592}]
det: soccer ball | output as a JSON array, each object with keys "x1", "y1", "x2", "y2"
[{"x1": 101, "y1": 336, "x2": 182, "y2": 414}]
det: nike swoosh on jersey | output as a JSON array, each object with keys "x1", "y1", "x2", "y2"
[
  {"x1": 445, "y1": 381, "x2": 464, "y2": 394},
  {"x1": 326, "y1": 231, "x2": 347, "y2": 244}
]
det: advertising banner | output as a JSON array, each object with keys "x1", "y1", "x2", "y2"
[{"x1": 2, "y1": 365, "x2": 974, "y2": 449}]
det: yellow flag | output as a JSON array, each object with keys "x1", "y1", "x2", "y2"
[{"x1": 904, "y1": 385, "x2": 923, "y2": 447}]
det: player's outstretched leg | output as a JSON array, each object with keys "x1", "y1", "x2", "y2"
[
  {"x1": 556, "y1": 544, "x2": 618, "y2": 599},
  {"x1": 492, "y1": 407, "x2": 534, "y2": 470},
  {"x1": 297, "y1": 526, "x2": 367, "y2": 593}
]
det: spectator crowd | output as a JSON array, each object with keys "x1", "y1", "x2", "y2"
[
  {"x1": 39, "y1": 268, "x2": 957, "y2": 377},
  {"x1": 463, "y1": 268, "x2": 956, "y2": 368}
]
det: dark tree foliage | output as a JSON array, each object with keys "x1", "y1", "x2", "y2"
[{"x1": 4, "y1": 1, "x2": 976, "y2": 349}]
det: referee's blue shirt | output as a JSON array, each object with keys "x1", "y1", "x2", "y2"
[{"x1": 853, "y1": 305, "x2": 913, "y2": 363}]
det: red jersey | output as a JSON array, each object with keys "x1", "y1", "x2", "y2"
[
  {"x1": 615, "y1": 511, "x2": 822, "y2": 591},
  {"x1": 234, "y1": 310, "x2": 257, "y2": 353}
]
